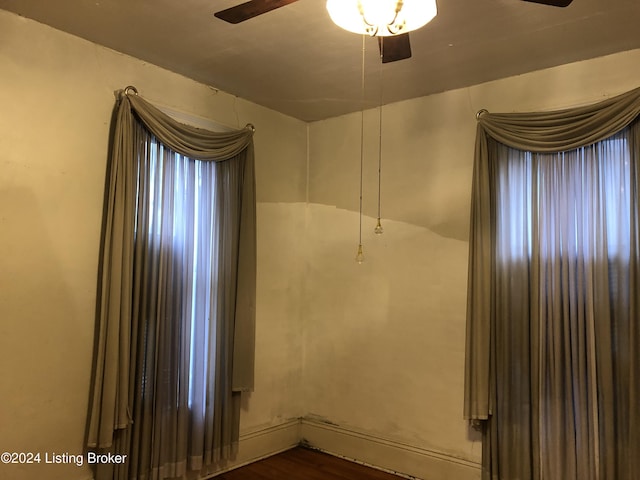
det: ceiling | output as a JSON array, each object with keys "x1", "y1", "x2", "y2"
[{"x1": 1, "y1": 0, "x2": 639, "y2": 121}]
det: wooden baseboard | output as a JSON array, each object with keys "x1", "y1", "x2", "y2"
[
  {"x1": 87, "y1": 417, "x2": 478, "y2": 480},
  {"x1": 299, "y1": 418, "x2": 481, "y2": 480},
  {"x1": 202, "y1": 417, "x2": 481, "y2": 480},
  {"x1": 204, "y1": 418, "x2": 301, "y2": 477}
]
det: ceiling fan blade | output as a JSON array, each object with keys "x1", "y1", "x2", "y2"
[
  {"x1": 378, "y1": 34, "x2": 412, "y2": 64},
  {"x1": 214, "y1": 0, "x2": 300, "y2": 24},
  {"x1": 520, "y1": 0, "x2": 573, "y2": 6}
]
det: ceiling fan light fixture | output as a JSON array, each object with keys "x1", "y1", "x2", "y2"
[{"x1": 326, "y1": 0, "x2": 437, "y2": 37}]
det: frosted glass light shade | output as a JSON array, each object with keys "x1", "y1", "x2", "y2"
[{"x1": 326, "y1": 0, "x2": 437, "y2": 37}]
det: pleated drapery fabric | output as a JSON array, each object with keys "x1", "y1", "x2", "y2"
[
  {"x1": 465, "y1": 87, "x2": 640, "y2": 479},
  {"x1": 87, "y1": 89, "x2": 256, "y2": 480}
]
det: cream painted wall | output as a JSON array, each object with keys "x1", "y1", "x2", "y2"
[
  {"x1": 305, "y1": 48, "x2": 640, "y2": 473},
  {"x1": 0, "y1": 10, "x2": 307, "y2": 480}
]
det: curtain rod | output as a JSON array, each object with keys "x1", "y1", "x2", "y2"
[{"x1": 122, "y1": 85, "x2": 255, "y2": 133}]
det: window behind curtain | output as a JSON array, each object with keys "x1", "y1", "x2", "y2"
[
  {"x1": 496, "y1": 133, "x2": 631, "y2": 262},
  {"x1": 491, "y1": 130, "x2": 633, "y2": 479},
  {"x1": 127, "y1": 130, "x2": 242, "y2": 477},
  {"x1": 140, "y1": 138, "x2": 218, "y2": 412}
]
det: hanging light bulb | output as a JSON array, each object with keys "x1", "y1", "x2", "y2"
[
  {"x1": 326, "y1": 0, "x2": 437, "y2": 37},
  {"x1": 355, "y1": 243, "x2": 365, "y2": 264},
  {"x1": 375, "y1": 218, "x2": 384, "y2": 235}
]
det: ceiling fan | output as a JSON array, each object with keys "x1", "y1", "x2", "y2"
[{"x1": 214, "y1": 0, "x2": 574, "y2": 64}]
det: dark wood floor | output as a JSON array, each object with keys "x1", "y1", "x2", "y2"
[{"x1": 216, "y1": 447, "x2": 404, "y2": 480}]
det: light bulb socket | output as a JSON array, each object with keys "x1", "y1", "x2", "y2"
[{"x1": 374, "y1": 218, "x2": 384, "y2": 234}]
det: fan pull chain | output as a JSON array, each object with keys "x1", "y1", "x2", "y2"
[
  {"x1": 356, "y1": 34, "x2": 366, "y2": 264},
  {"x1": 375, "y1": 39, "x2": 384, "y2": 235}
]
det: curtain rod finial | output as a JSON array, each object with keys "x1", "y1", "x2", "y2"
[
  {"x1": 124, "y1": 86, "x2": 138, "y2": 96},
  {"x1": 246, "y1": 123, "x2": 255, "y2": 133},
  {"x1": 476, "y1": 109, "x2": 488, "y2": 120}
]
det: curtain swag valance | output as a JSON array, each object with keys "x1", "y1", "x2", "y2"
[
  {"x1": 475, "y1": 85, "x2": 640, "y2": 153},
  {"x1": 465, "y1": 85, "x2": 640, "y2": 421},
  {"x1": 88, "y1": 87, "x2": 256, "y2": 450},
  {"x1": 120, "y1": 89, "x2": 255, "y2": 160}
]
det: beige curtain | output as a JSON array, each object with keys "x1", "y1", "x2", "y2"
[
  {"x1": 465, "y1": 87, "x2": 640, "y2": 479},
  {"x1": 87, "y1": 89, "x2": 256, "y2": 479}
]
